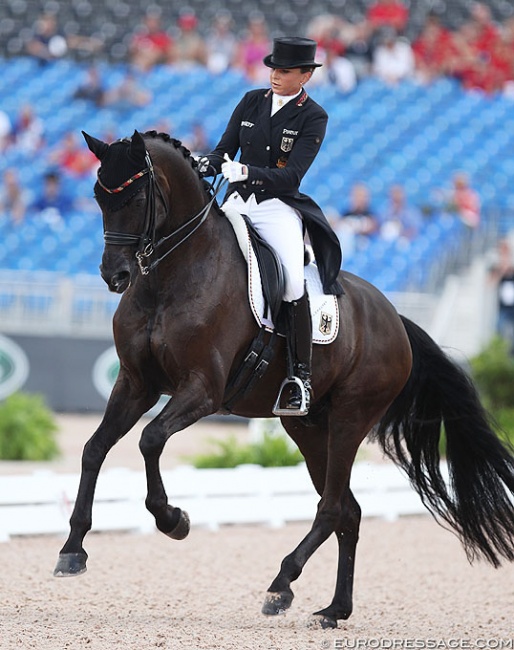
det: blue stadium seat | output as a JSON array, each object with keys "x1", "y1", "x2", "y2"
[{"x1": 0, "y1": 56, "x2": 513, "y2": 289}]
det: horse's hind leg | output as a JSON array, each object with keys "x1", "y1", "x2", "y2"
[
  {"x1": 262, "y1": 416, "x2": 331, "y2": 616},
  {"x1": 313, "y1": 487, "x2": 361, "y2": 627},
  {"x1": 262, "y1": 412, "x2": 364, "y2": 628},
  {"x1": 54, "y1": 375, "x2": 158, "y2": 577}
]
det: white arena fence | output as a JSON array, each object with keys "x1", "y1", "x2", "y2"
[{"x1": 0, "y1": 461, "x2": 443, "y2": 542}]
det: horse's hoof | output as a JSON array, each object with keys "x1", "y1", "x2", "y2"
[
  {"x1": 311, "y1": 608, "x2": 341, "y2": 629},
  {"x1": 53, "y1": 552, "x2": 88, "y2": 577},
  {"x1": 261, "y1": 589, "x2": 294, "y2": 616},
  {"x1": 164, "y1": 508, "x2": 190, "y2": 541},
  {"x1": 309, "y1": 613, "x2": 338, "y2": 629}
]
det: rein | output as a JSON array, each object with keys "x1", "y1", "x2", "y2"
[{"x1": 102, "y1": 149, "x2": 227, "y2": 275}]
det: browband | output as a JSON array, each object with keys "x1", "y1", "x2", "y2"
[{"x1": 96, "y1": 166, "x2": 151, "y2": 194}]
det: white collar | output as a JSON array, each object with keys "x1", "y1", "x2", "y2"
[{"x1": 271, "y1": 89, "x2": 302, "y2": 116}]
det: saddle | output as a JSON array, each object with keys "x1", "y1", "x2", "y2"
[
  {"x1": 222, "y1": 202, "x2": 339, "y2": 344},
  {"x1": 219, "y1": 202, "x2": 340, "y2": 413},
  {"x1": 240, "y1": 214, "x2": 285, "y2": 326}
]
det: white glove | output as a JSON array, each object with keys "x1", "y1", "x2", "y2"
[{"x1": 221, "y1": 153, "x2": 248, "y2": 182}]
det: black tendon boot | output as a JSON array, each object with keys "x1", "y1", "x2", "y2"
[{"x1": 286, "y1": 291, "x2": 313, "y2": 413}]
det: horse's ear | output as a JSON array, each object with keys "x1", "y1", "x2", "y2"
[
  {"x1": 130, "y1": 130, "x2": 146, "y2": 159},
  {"x1": 82, "y1": 131, "x2": 109, "y2": 160}
]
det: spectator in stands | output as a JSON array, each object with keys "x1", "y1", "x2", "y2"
[
  {"x1": 0, "y1": 110, "x2": 12, "y2": 152},
  {"x1": 495, "y1": 23, "x2": 514, "y2": 96},
  {"x1": 335, "y1": 183, "x2": 379, "y2": 256},
  {"x1": 103, "y1": 71, "x2": 152, "y2": 109},
  {"x1": 307, "y1": 15, "x2": 347, "y2": 57},
  {"x1": 469, "y1": 2, "x2": 500, "y2": 54},
  {"x1": 184, "y1": 122, "x2": 211, "y2": 156},
  {"x1": 501, "y1": 15, "x2": 514, "y2": 49},
  {"x1": 129, "y1": 11, "x2": 174, "y2": 72},
  {"x1": 366, "y1": 0, "x2": 409, "y2": 36},
  {"x1": 372, "y1": 27, "x2": 415, "y2": 85},
  {"x1": 446, "y1": 22, "x2": 479, "y2": 88},
  {"x1": 412, "y1": 12, "x2": 453, "y2": 84},
  {"x1": 205, "y1": 12, "x2": 238, "y2": 75},
  {"x1": 490, "y1": 44, "x2": 513, "y2": 95},
  {"x1": 31, "y1": 170, "x2": 74, "y2": 227},
  {"x1": 234, "y1": 14, "x2": 271, "y2": 83},
  {"x1": 48, "y1": 131, "x2": 99, "y2": 178},
  {"x1": 73, "y1": 65, "x2": 106, "y2": 106},
  {"x1": 379, "y1": 184, "x2": 421, "y2": 245},
  {"x1": 446, "y1": 13, "x2": 503, "y2": 94},
  {"x1": 488, "y1": 238, "x2": 514, "y2": 350},
  {"x1": 25, "y1": 12, "x2": 68, "y2": 65},
  {"x1": 445, "y1": 172, "x2": 481, "y2": 229},
  {"x1": 308, "y1": 13, "x2": 374, "y2": 79},
  {"x1": 11, "y1": 104, "x2": 44, "y2": 153},
  {"x1": 344, "y1": 20, "x2": 375, "y2": 79},
  {"x1": 170, "y1": 10, "x2": 208, "y2": 68},
  {"x1": 68, "y1": 33, "x2": 104, "y2": 60},
  {"x1": 318, "y1": 47, "x2": 357, "y2": 93},
  {"x1": 0, "y1": 169, "x2": 28, "y2": 225},
  {"x1": 306, "y1": 17, "x2": 357, "y2": 92}
]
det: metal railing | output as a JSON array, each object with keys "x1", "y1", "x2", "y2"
[
  {"x1": 0, "y1": 270, "x2": 441, "y2": 344},
  {"x1": 0, "y1": 208, "x2": 509, "y2": 340},
  {"x1": 0, "y1": 271, "x2": 119, "y2": 339}
]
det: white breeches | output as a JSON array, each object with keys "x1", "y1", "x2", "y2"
[{"x1": 225, "y1": 192, "x2": 305, "y2": 302}]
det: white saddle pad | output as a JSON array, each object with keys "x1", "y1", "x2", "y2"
[{"x1": 222, "y1": 203, "x2": 339, "y2": 345}]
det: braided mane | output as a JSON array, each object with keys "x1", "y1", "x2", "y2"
[
  {"x1": 141, "y1": 129, "x2": 221, "y2": 210},
  {"x1": 143, "y1": 130, "x2": 202, "y2": 178}
]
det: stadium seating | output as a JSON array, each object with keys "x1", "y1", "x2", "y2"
[
  {"x1": 1, "y1": 0, "x2": 513, "y2": 62},
  {"x1": 0, "y1": 53, "x2": 513, "y2": 292}
]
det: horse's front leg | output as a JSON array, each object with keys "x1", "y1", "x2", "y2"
[
  {"x1": 139, "y1": 371, "x2": 219, "y2": 540},
  {"x1": 54, "y1": 373, "x2": 158, "y2": 577}
]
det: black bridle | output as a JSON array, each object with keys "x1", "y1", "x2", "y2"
[{"x1": 101, "y1": 149, "x2": 226, "y2": 275}]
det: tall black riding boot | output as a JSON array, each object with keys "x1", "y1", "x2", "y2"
[{"x1": 286, "y1": 291, "x2": 313, "y2": 412}]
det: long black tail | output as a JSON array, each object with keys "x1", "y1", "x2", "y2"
[{"x1": 373, "y1": 316, "x2": 514, "y2": 567}]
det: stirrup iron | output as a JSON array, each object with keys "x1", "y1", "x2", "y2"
[{"x1": 272, "y1": 376, "x2": 309, "y2": 416}]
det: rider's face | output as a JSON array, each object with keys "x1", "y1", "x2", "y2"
[{"x1": 269, "y1": 67, "x2": 311, "y2": 97}]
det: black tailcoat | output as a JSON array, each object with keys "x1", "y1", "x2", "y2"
[{"x1": 206, "y1": 88, "x2": 343, "y2": 295}]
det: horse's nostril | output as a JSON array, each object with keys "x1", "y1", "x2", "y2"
[{"x1": 108, "y1": 270, "x2": 131, "y2": 293}]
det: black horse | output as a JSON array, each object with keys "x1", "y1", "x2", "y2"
[{"x1": 54, "y1": 130, "x2": 514, "y2": 629}]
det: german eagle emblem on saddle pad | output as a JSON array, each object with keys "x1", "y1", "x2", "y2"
[{"x1": 222, "y1": 204, "x2": 340, "y2": 344}]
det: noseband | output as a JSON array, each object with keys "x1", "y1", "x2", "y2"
[{"x1": 100, "y1": 148, "x2": 224, "y2": 275}]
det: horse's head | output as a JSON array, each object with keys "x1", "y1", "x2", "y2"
[
  {"x1": 84, "y1": 129, "x2": 154, "y2": 292},
  {"x1": 85, "y1": 129, "x2": 213, "y2": 294}
]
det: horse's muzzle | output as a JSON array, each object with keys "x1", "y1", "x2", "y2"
[{"x1": 100, "y1": 265, "x2": 131, "y2": 293}]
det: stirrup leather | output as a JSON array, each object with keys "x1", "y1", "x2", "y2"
[{"x1": 272, "y1": 376, "x2": 309, "y2": 416}]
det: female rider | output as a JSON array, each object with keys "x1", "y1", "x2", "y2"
[{"x1": 199, "y1": 37, "x2": 343, "y2": 414}]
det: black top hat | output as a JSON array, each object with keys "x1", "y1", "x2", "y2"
[{"x1": 263, "y1": 37, "x2": 322, "y2": 69}]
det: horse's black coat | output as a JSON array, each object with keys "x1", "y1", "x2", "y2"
[{"x1": 54, "y1": 131, "x2": 514, "y2": 628}]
